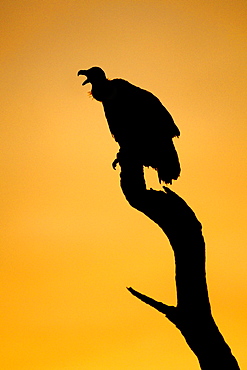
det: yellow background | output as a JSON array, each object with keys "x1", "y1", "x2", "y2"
[{"x1": 1, "y1": 1, "x2": 246, "y2": 368}]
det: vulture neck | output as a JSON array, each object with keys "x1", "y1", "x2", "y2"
[{"x1": 91, "y1": 80, "x2": 115, "y2": 102}]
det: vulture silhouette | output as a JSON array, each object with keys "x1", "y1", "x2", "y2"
[{"x1": 78, "y1": 67, "x2": 181, "y2": 184}]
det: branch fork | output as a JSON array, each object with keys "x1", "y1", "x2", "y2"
[{"x1": 117, "y1": 155, "x2": 240, "y2": 370}]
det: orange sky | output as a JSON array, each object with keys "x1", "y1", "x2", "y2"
[{"x1": 1, "y1": 0, "x2": 247, "y2": 369}]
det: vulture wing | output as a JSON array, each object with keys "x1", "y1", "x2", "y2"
[{"x1": 101, "y1": 78, "x2": 180, "y2": 184}]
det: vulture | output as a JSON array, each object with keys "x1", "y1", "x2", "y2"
[{"x1": 78, "y1": 66, "x2": 181, "y2": 184}]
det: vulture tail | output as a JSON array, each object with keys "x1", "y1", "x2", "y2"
[{"x1": 156, "y1": 141, "x2": 181, "y2": 184}]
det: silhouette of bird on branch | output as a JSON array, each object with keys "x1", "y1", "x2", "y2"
[{"x1": 78, "y1": 67, "x2": 181, "y2": 184}]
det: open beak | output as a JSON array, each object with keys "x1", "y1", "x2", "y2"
[
  {"x1": 77, "y1": 70, "x2": 90, "y2": 85},
  {"x1": 82, "y1": 79, "x2": 89, "y2": 86}
]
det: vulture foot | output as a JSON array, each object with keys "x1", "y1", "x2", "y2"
[{"x1": 112, "y1": 158, "x2": 119, "y2": 170}]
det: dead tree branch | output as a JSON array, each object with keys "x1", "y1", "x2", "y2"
[{"x1": 117, "y1": 152, "x2": 240, "y2": 370}]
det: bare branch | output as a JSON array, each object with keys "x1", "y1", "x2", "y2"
[
  {"x1": 127, "y1": 287, "x2": 177, "y2": 323},
  {"x1": 118, "y1": 154, "x2": 240, "y2": 370}
]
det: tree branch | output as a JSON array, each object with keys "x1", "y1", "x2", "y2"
[
  {"x1": 117, "y1": 153, "x2": 240, "y2": 370},
  {"x1": 127, "y1": 287, "x2": 177, "y2": 324}
]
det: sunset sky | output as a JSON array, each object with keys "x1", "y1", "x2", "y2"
[{"x1": 1, "y1": 0, "x2": 247, "y2": 369}]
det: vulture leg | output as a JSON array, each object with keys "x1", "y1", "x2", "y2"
[{"x1": 112, "y1": 153, "x2": 120, "y2": 170}]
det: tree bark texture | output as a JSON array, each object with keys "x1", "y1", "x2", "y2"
[{"x1": 117, "y1": 152, "x2": 240, "y2": 370}]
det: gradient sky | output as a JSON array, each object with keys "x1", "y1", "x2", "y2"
[{"x1": 1, "y1": 0, "x2": 247, "y2": 369}]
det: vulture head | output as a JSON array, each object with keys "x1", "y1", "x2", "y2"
[{"x1": 77, "y1": 67, "x2": 107, "y2": 86}]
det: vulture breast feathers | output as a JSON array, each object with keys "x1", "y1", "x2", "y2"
[{"x1": 78, "y1": 67, "x2": 181, "y2": 184}]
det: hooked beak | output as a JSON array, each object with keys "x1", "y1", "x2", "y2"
[{"x1": 77, "y1": 70, "x2": 90, "y2": 85}]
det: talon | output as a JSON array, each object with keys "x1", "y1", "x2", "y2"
[{"x1": 112, "y1": 158, "x2": 119, "y2": 170}]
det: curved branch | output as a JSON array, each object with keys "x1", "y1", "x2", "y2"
[{"x1": 117, "y1": 153, "x2": 240, "y2": 370}]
